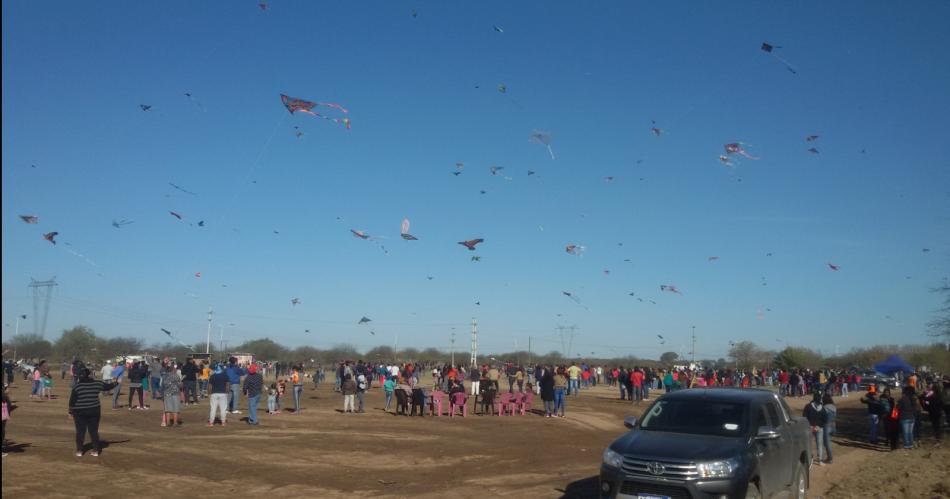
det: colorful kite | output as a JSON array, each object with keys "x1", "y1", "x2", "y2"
[
  {"x1": 650, "y1": 120, "x2": 663, "y2": 137},
  {"x1": 43, "y1": 232, "x2": 58, "y2": 245},
  {"x1": 19, "y1": 215, "x2": 38, "y2": 224},
  {"x1": 565, "y1": 244, "x2": 585, "y2": 256},
  {"x1": 280, "y1": 94, "x2": 350, "y2": 129},
  {"x1": 761, "y1": 42, "x2": 797, "y2": 74},
  {"x1": 718, "y1": 155, "x2": 734, "y2": 168},
  {"x1": 458, "y1": 238, "x2": 484, "y2": 251},
  {"x1": 351, "y1": 229, "x2": 370, "y2": 240},
  {"x1": 400, "y1": 218, "x2": 418, "y2": 240},
  {"x1": 529, "y1": 129, "x2": 556, "y2": 160},
  {"x1": 724, "y1": 142, "x2": 759, "y2": 160},
  {"x1": 660, "y1": 284, "x2": 682, "y2": 295}
]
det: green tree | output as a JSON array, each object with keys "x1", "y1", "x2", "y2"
[
  {"x1": 728, "y1": 341, "x2": 762, "y2": 370},
  {"x1": 773, "y1": 347, "x2": 823, "y2": 370},
  {"x1": 10, "y1": 334, "x2": 53, "y2": 360},
  {"x1": 929, "y1": 284, "x2": 950, "y2": 349},
  {"x1": 53, "y1": 326, "x2": 98, "y2": 362},
  {"x1": 232, "y1": 338, "x2": 287, "y2": 361},
  {"x1": 366, "y1": 346, "x2": 395, "y2": 362},
  {"x1": 659, "y1": 351, "x2": 679, "y2": 365}
]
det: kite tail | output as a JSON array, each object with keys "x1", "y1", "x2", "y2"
[
  {"x1": 771, "y1": 54, "x2": 798, "y2": 74},
  {"x1": 547, "y1": 144, "x2": 556, "y2": 160},
  {"x1": 739, "y1": 151, "x2": 760, "y2": 160}
]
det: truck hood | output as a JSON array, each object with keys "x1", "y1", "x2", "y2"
[{"x1": 612, "y1": 429, "x2": 747, "y2": 462}]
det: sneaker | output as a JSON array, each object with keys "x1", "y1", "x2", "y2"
[
  {"x1": 232, "y1": 410, "x2": 242, "y2": 414},
  {"x1": 75, "y1": 451, "x2": 83, "y2": 457},
  {"x1": 207, "y1": 422, "x2": 214, "y2": 427},
  {"x1": 161, "y1": 423, "x2": 167, "y2": 427},
  {"x1": 1, "y1": 452, "x2": 8, "y2": 458},
  {"x1": 90, "y1": 451, "x2": 99, "y2": 457}
]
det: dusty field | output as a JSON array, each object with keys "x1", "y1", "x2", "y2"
[{"x1": 2, "y1": 376, "x2": 947, "y2": 498}]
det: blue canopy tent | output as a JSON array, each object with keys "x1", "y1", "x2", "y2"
[{"x1": 873, "y1": 355, "x2": 914, "y2": 374}]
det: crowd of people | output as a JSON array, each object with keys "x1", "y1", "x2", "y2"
[{"x1": 1, "y1": 354, "x2": 948, "y2": 462}]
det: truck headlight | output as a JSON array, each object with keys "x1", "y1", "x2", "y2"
[
  {"x1": 602, "y1": 448, "x2": 624, "y2": 469},
  {"x1": 696, "y1": 458, "x2": 739, "y2": 478}
]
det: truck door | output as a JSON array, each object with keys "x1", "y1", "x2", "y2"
[{"x1": 753, "y1": 404, "x2": 784, "y2": 497}]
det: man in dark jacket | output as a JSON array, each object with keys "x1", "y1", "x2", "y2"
[
  {"x1": 181, "y1": 359, "x2": 200, "y2": 405},
  {"x1": 127, "y1": 362, "x2": 148, "y2": 410},
  {"x1": 803, "y1": 393, "x2": 828, "y2": 464}
]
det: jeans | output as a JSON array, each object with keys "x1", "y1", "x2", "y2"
[
  {"x1": 184, "y1": 380, "x2": 198, "y2": 404},
  {"x1": 357, "y1": 391, "x2": 365, "y2": 412},
  {"x1": 868, "y1": 414, "x2": 880, "y2": 444},
  {"x1": 128, "y1": 385, "x2": 144, "y2": 408},
  {"x1": 822, "y1": 425, "x2": 834, "y2": 462},
  {"x1": 151, "y1": 377, "x2": 162, "y2": 399},
  {"x1": 554, "y1": 388, "x2": 566, "y2": 416},
  {"x1": 642, "y1": 384, "x2": 650, "y2": 400},
  {"x1": 619, "y1": 383, "x2": 626, "y2": 400},
  {"x1": 229, "y1": 384, "x2": 241, "y2": 412},
  {"x1": 32, "y1": 379, "x2": 42, "y2": 396},
  {"x1": 198, "y1": 379, "x2": 208, "y2": 397},
  {"x1": 569, "y1": 379, "x2": 579, "y2": 397},
  {"x1": 267, "y1": 395, "x2": 276, "y2": 413},
  {"x1": 112, "y1": 383, "x2": 122, "y2": 408},
  {"x1": 841, "y1": 383, "x2": 848, "y2": 397},
  {"x1": 247, "y1": 394, "x2": 260, "y2": 424},
  {"x1": 73, "y1": 409, "x2": 101, "y2": 452},
  {"x1": 901, "y1": 419, "x2": 914, "y2": 448},
  {"x1": 385, "y1": 391, "x2": 393, "y2": 411},
  {"x1": 507, "y1": 377, "x2": 515, "y2": 393},
  {"x1": 209, "y1": 393, "x2": 228, "y2": 424},
  {"x1": 813, "y1": 427, "x2": 825, "y2": 462},
  {"x1": 632, "y1": 386, "x2": 642, "y2": 402},
  {"x1": 544, "y1": 399, "x2": 555, "y2": 415},
  {"x1": 293, "y1": 385, "x2": 303, "y2": 412}
]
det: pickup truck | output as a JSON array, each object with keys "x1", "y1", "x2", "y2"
[{"x1": 600, "y1": 388, "x2": 811, "y2": 499}]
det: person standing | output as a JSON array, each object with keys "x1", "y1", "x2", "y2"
[
  {"x1": 821, "y1": 393, "x2": 836, "y2": 464},
  {"x1": 566, "y1": 362, "x2": 581, "y2": 397},
  {"x1": 243, "y1": 364, "x2": 264, "y2": 425},
  {"x1": 897, "y1": 386, "x2": 920, "y2": 449},
  {"x1": 207, "y1": 365, "x2": 230, "y2": 426},
  {"x1": 181, "y1": 359, "x2": 199, "y2": 405},
  {"x1": 100, "y1": 361, "x2": 113, "y2": 384},
  {"x1": 127, "y1": 361, "x2": 147, "y2": 410},
  {"x1": 68, "y1": 368, "x2": 116, "y2": 457},
  {"x1": 161, "y1": 365, "x2": 182, "y2": 427},
  {"x1": 198, "y1": 362, "x2": 210, "y2": 399},
  {"x1": 110, "y1": 360, "x2": 126, "y2": 409},
  {"x1": 225, "y1": 357, "x2": 245, "y2": 414},
  {"x1": 356, "y1": 373, "x2": 367, "y2": 413},
  {"x1": 540, "y1": 368, "x2": 555, "y2": 417},
  {"x1": 803, "y1": 393, "x2": 828, "y2": 465},
  {"x1": 291, "y1": 365, "x2": 304, "y2": 414},
  {"x1": 148, "y1": 361, "x2": 163, "y2": 400},
  {"x1": 860, "y1": 390, "x2": 885, "y2": 445},
  {"x1": 923, "y1": 381, "x2": 944, "y2": 441},
  {"x1": 341, "y1": 374, "x2": 357, "y2": 414},
  {"x1": 554, "y1": 367, "x2": 568, "y2": 417}
]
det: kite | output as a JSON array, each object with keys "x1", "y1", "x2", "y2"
[
  {"x1": 291, "y1": 298, "x2": 301, "y2": 306},
  {"x1": 452, "y1": 171, "x2": 462, "y2": 176},
  {"x1": 140, "y1": 104, "x2": 152, "y2": 111},
  {"x1": 456, "y1": 162, "x2": 464, "y2": 171},
  {"x1": 660, "y1": 284, "x2": 682, "y2": 295},
  {"x1": 480, "y1": 190, "x2": 487, "y2": 195},
  {"x1": 458, "y1": 238, "x2": 484, "y2": 251},
  {"x1": 657, "y1": 334, "x2": 664, "y2": 339},
  {"x1": 922, "y1": 248, "x2": 930, "y2": 252},
  {"x1": 160, "y1": 328, "x2": 194, "y2": 351},
  {"x1": 827, "y1": 263, "x2": 840, "y2": 271},
  {"x1": 305, "y1": 329, "x2": 310, "y2": 333},
  {"x1": 527, "y1": 170, "x2": 536, "y2": 176},
  {"x1": 603, "y1": 269, "x2": 610, "y2": 276},
  {"x1": 489, "y1": 165, "x2": 505, "y2": 176},
  {"x1": 724, "y1": 142, "x2": 759, "y2": 160},
  {"x1": 19, "y1": 215, "x2": 38, "y2": 224},
  {"x1": 411, "y1": 8, "x2": 417, "y2": 17},
  {"x1": 757, "y1": 308, "x2": 766, "y2": 321},
  {"x1": 169, "y1": 182, "x2": 198, "y2": 195},
  {"x1": 718, "y1": 155, "x2": 735, "y2": 168},
  {"x1": 562, "y1": 291, "x2": 589, "y2": 310},
  {"x1": 565, "y1": 244, "x2": 585, "y2": 256},
  {"x1": 605, "y1": 176, "x2": 614, "y2": 182},
  {"x1": 708, "y1": 256, "x2": 720, "y2": 261},
  {"x1": 529, "y1": 129, "x2": 556, "y2": 160},
  {"x1": 497, "y1": 84, "x2": 507, "y2": 94},
  {"x1": 493, "y1": 25, "x2": 503, "y2": 33},
  {"x1": 294, "y1": 126, "x2": 304, "y2": 138},
  {"x1": 43, "y1": 232, "x2": 58, "y2": 245},
  {"x1": 198, "y1": 221, "x2": 206, "y2": 227},
  {"x1": 280, "y1": 94, "x2": 350, "y2": 129},
  {"x1": 807, "y1": 147, "x2": 819, "y2": 154},
  {"x1": 806, "y1": 135, "x2": 820, "y2": 142},
  {"x1": 650, "y1": 121, "x2": 663, "y2": 137},
  {"x1": 760, "y1": 42, "x2": 797, "y2": 74},
  {"x1": 358, "y1": 316, "x2": 372, "y2": 325},
  {"x1": 471, "y1": 256, "x2": 481, "y2": 262},
  {"x1": 112, "y1": 219, "x2": 134, "y2": 228},
  {"x1": 426, "y1": 276, "x2": 434, "y2": 280},
  {"x1": 169, "y1": 211, "x2": 183, "y2": 220},
  {"x1": 351, "y1": 229, "x2": 370, "y2": 239},
  {"x1": 194, "y1": 272, "x2": 201, "y2": 278},
  {"x1": 258, "y1": 3, "x2": 267, "y2": 10},
  {"x1": 400, "y1": 218, "x2": 418, "y2": 240}
]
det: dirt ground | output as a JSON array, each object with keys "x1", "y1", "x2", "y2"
[{"x1": 2, "y1": 376, "x2": 947, "y2": 498}]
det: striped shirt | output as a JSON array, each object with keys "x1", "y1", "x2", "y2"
[
  {"x1": 69, "y1": 379, "x2": 116, "y2": 413},
  {"x1": 243, "y1": 373, "x2": 264, "y2": 397}
]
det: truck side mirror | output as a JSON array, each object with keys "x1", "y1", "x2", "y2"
[
  {"x1": 755, "y1": 426, "x2": 780, "y2": 440},
  {"x1": 623, "y1": 416, "x2": 638, "y2": 429}
]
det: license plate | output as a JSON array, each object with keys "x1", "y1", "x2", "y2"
[{"x1": 637, "y1": 495, "x2": 670, "y2": 499}]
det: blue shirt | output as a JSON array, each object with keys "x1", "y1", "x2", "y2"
[
  {"x1": 225, "y1": 365, "x2": 245, "y2": 385},
  {"x1": 111, "y1": 364, "x2": 126, "y2": 380}
]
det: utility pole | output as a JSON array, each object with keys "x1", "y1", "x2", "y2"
[
  {"x1": 470, "y1": 318, "x2": 478, "y2": 368},
  {"x1": 691, "y1": 325, "x2": 696, "y2": 364},
  {"x1": 14, "y1": 314, "x2": 26, "y2": 336},
  {"x1": 555, "y1": 325, "x2": 578, "y2": 359},
  {"x1": 206, "y1": 306, "x2": 214, "y2": 354},
  {"x1": 450, "y1": 331, "x2": 457, "y2": 366},
  {"x1": 219, "y1": 325, "x2": 225, "y2": 353},
  {"x1": 28, "y1": 277, "x2": 57, "y2": 338}
]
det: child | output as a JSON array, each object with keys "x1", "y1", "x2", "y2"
[
  {"x1": 2, "y1": 385, "x2": 14, "y2": 458},
  {"x1": 42, "y1": 372, "x2": 53, "y2": 400},
  {"x1": 267, "y1": 384, "x2": 277, "y2": 414},
  {"x1": 275, "y1": 378, "x2": 286, "y2": 414}
]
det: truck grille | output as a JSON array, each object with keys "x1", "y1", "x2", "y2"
[
  {"x1": 621, "y1": 457, "x2": 698, "y2": 481},
  {"x1": 619, "y1": 480, "x2": 693, "y2": 499}
]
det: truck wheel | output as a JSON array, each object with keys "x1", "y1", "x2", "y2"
[
  {"x1": 745, "y1": 482, "x2": 762, "y2": 499},
  {"x1": 794, "y1": 465, "x2": 808, "y2": 499}
]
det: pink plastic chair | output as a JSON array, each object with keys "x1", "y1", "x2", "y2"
[
  {"x1": 508, "y1": 392, "x2": 524, "y2": 416},
  {"x1": 430, "y1": 391, "x2": 446, "y2": 416},
  {"x1": 450, "y1": 392, "x2": 467, "y2": 417},
  {"x1": 495, "y1": 392, "x2": 512, "y2": 416},
  {"x1": 520, "y1": 391, "x2": 534, "y2": 415}
]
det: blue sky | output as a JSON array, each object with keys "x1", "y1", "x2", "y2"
[{"x1": 3, "y1": 1, "x2": 949, "y2": 360}]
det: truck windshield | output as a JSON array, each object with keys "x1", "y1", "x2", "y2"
[{"x1": 639, "y1": 399, "x2": 749, "y2": 437}]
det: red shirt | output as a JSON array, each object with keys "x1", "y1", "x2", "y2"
[
  {"x1": 630, "y1": 371, "x2": 644, "y2": 387},
  {"x1": 582, "y1": 370, "x2": 590, "y2": 380}
]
